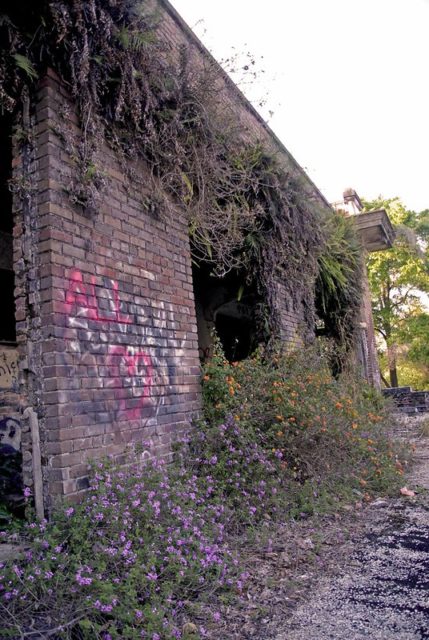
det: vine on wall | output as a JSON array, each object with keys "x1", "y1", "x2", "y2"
[{"x1": 0, "y1": 0, "x2": 362, "y2": 345}]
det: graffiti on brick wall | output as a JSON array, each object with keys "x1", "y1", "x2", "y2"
[
  {"x1": 65, "y1": 270, "x2": 133, "y2": 324},
  {"x1": 0, "y1": 348, "x2": 18, "y2": 389},
  {"x1": 0, "y1": 417, "x2": 20, "y2": 453},
  {"x1": 105, "y1": 346, "x2": 153, "y2": 420},
  {"x1": 0, "y1": 417, "x2": 22, "y2": 505},
  {"x1": 64, "y1": 270, "x2": 177, "y2": 422}
]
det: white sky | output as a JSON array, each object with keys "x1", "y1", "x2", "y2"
[{"x1": 170, "y1": 0, "x2": 429, "y2": 211}]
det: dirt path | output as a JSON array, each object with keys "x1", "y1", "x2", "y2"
[{"x1": 273, "y1": 415, "x2": 429, "y2": 640}]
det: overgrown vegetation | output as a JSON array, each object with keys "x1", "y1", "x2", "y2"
[
  {"x1": 0, "y1": 0, "x2": 364, "y2": 342},
  {"x1": 0, "y1": 342, "x2": 408, "y2": 639},
  {"x1": 315, "y1": 210, "x2": 364, "y2": 354},
  {"x1": 201, "y1": 338, "x2": 406, "y2": 500},
  {"x1": 364, "y1": 197, "x2": 429, "y2": 388}
]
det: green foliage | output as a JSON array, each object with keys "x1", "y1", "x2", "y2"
[
  {"x1": 0, "y1": 0, "x2": 327, "y2": 340},
  {"x1": 364, "y1": 197, "x2": 429, "y2": 387},
  {"x1": 379, "y1": 351, "x2": 429, "y2": 391},
  {"x1": 1, "y1": 1, "x2": 368, "y2": 348},
  {"x1": 12, "y1": 53, "x2": 37, "y2": 79},
  {"x1": 1, "y1": 456, "x2": 242, "y2": 639},
  {"x1": 1, "y1": 340, "x2": 409, "y2": 638},
  {"x1": 404, "y1": 313, "x2": 429, "y2": 367},
  {"x1": 202, "y1": 338, "x2": 408, "y2": 501},
  {"x1": 315, "y1": 210, "x2": 363, "y2": 351}
]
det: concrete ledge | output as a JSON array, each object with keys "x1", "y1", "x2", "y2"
[{"x1": 354, "y1": 209, "x2": 395, "y2": 252}]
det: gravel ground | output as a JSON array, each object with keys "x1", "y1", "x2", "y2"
[{"x1": 274, "y1": 415, "x2": 429, "y2": 640}]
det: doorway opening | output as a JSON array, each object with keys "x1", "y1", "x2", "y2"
[{"x1": 192, "y1": 261, "x2": 263, "y2": 362}]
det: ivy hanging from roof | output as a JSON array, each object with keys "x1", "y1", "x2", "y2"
[{"x1": 0, "y1": 0, "x2": 362, "y2": 346}]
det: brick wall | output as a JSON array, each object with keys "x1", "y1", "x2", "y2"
[
  {"x1": 12, "y1": 70, "x2": 201, "y2": 507},
  {"x1": 276, "y1": 282, "x2": 313, "y2": 344}
]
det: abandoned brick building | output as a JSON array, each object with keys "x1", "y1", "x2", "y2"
[{"x1": 0, "y1": 0, "x2": 393, "y2": 515}]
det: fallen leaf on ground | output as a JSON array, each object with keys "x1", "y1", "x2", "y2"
[{"x1": 400, "y1": 486, "x2": 416, "y2": 497}]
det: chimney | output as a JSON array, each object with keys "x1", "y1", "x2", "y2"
[{"x1": 342, "y1": 188, "x2": 363, "y2": 215}]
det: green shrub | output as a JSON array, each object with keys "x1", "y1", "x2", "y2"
[
  {"x1": 202, "y1": 338, "x2": 408, "y2": 501},
  {"x1": 0, "y1": 340, "x2": 409, "y2": 639}
]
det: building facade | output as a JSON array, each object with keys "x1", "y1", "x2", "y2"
[{"x1": 0, "y1": 0, "x2": 337, "y2": 514}]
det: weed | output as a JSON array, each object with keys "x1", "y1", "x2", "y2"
[{"x1": 0, "y1": 342, "x2": 409, "y2": 638}]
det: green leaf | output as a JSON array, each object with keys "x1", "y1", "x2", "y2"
[
  {"x1": 117, "y1": 27, "x2": 156, "y2": 51},
  {"x1": 13, "y1": 54, "x2": 38, "y2": 80},
  {"x1": 181, "y1": 172, "x2": 194, "y2": 204}
]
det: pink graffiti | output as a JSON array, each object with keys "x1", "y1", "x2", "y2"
[
  {"x1": 65, "y1": 270, "x2": 154, "y2": 421},
  {"x1": 66, "y1": 269, "x2": 132, "y2": 323},
  {"x1": 107, "y1": 346, "x2": 153, "y2": 420}
]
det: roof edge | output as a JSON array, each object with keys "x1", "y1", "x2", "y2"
[{"x1": 160, "y1": 0, "x2": 332, "y2": 211}]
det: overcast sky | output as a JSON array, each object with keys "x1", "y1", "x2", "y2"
[{"x1": 170, "y1": 0, "x2": 429, "y2": 211}]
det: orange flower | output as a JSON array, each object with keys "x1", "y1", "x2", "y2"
[
  {"x1": 203, "y1": 375, "x2": 210, "y2": 381},
  {"x1": 335, "y1": 402, "x2": 343, "y2": 409}
]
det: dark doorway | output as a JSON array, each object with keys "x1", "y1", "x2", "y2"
[{"x1": 192, "y1": 261, "x2": 262, "y2": 362}]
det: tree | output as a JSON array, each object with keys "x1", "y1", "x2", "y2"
[
  {"x1": 364, "y1": 197, "x2": 429, "y2": 388},
  {"x1": 395, "y1": 312, "x2": 429, "y2": 388}
]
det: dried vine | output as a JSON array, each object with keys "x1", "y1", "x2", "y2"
[{"x1": 0, "y1": 0, "x2": 358, "y2": 341}]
